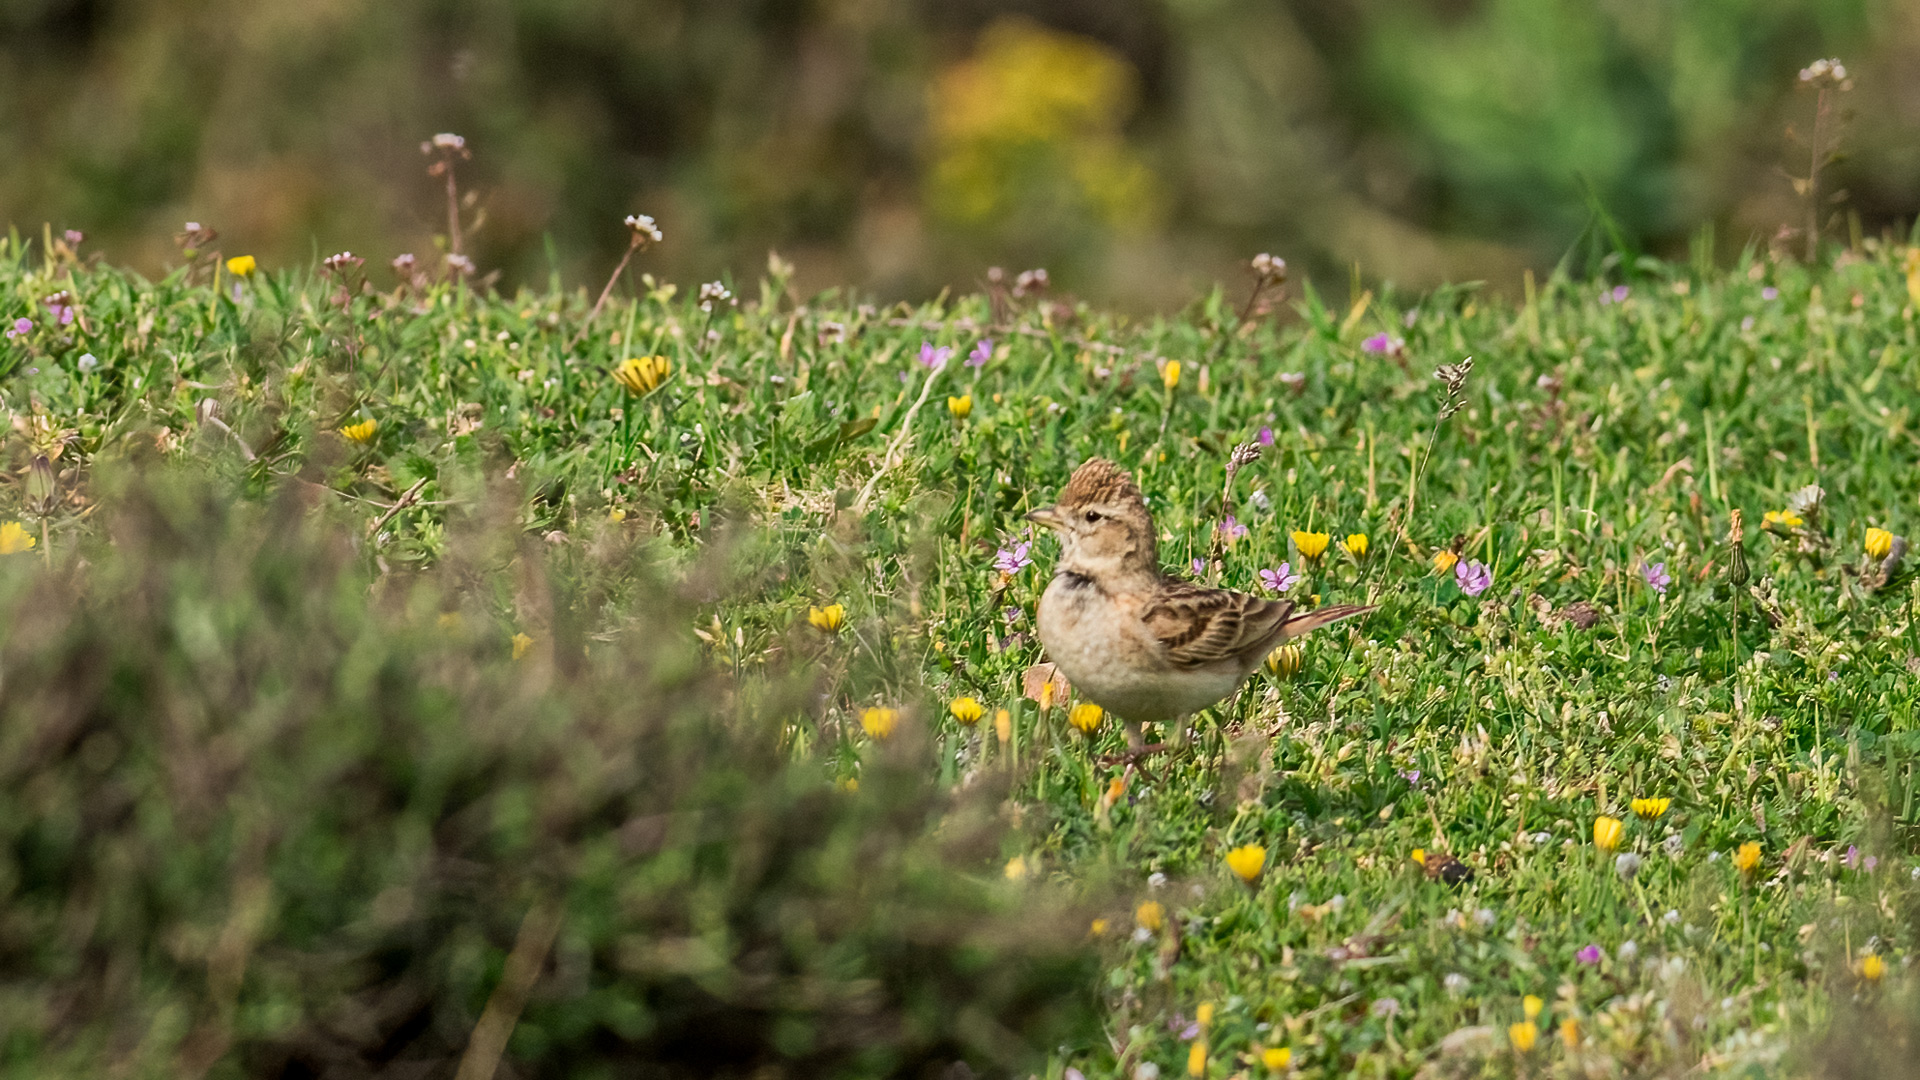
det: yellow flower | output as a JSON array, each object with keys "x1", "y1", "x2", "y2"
[
  {"x1": 1410, "y1": 848, "x2": 1426, "y2": 867},
  {"x1": 1187, "y1": 1039, "x2": 1206, "y2": 1077},
  {"x1": 1432, "y1": 550, "x2": 1459, "y2": 574},
  {"x1": 1135, "y1": 900, "x2": 1165, "y2": 932},
  {"x1": 1762, "y1": 509, "x2": 1804, "y2": 531},
  {"x1": 837, "y1": 776, "x2": 858, "y2": 792},
  {"x1": 1264, "y1": 643, "x2": 1304, "y2": 679},
  {"x1": 1342, "y1": 532, "x2": 1369, "y2": 557},
  {"x1": 1523, "y1": 995, "x2": 1543, "y2": 1021},
  {"x1": 1261, "y1": 1047, "x2": 1291, "y2": 1070},
  {"x1": 339, "y1": 418, "x2": 377, "y2": 443},
  {"x1": 1226, "y1": 844, "x2": 1267, "y2": 884},
  {"x1": 1196, "y1": 1002, "x2": 1215, "y2": 1028},
  {"x1": 950, "y1": 696, "x2": 984, "y2": 725},
  {"x1": 225, "y1": 254, "x2": 256, "y2": 277},
  {"x1": 808, "y1": 603, "x2": 846, "y2": 633},
  {"x1": 1593, "y1": 816, "x2": 1624, "y2": 852},
  {"x1": 860, "y1": 707, "x2": 899, "y2": 740},
  {"x1": 1560, "y1": 1017, "x2": 1580, "y2": 1048},
  {"x1": 0, "y1": 521, "x2": 37, "y2": 554},
  {"x1": 994, "y1": 708, "x2": 1012, "y2": 744},
  {"x1": 1090, "y1": 917, "x2": 1109, "y2": 937},
  {"x1": 1069, "y1": 701, "x2": 1104, "y2": 733},
  {"x1": 1631, "y1": 797, "x2": 1671, "y2": 820},
  {"x1": 1508, "y1": 1021, "x2": 1538, "y2": 1052},
  {"x1": 1865, "y1": 527, "x2": 1894, "y2": 559},
  {"x1": 1004, "y1": 855, "x2": 1029, "y2": 881},
  {"x1": 1734, "y1": 841, "x2": 1762, "y2": 874},
  {"x1": 613, "y1": 355, "x2": 671, "y2": 396},
  {"x1": 1161, "y1": 360, "x2": 1181, "y2": 391},
  {"x1": 1291, "y1": 530, "x2": 1331, "y2": 559},
  {"x1": 1861, "y1": 954, "x2": 1886, "y2": 981},
  {"x1": 607, "y1": 506, "x2": 627, "y2": 523},
  {"x1": 948, "y1": 394, "x2": 972, "y2": 419},
  {"x1": 511, "y1": 632, "x2": 534, "y2": 660}
]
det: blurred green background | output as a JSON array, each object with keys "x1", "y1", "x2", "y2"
[{"x1": 2, "y1": 0, "x2": 1915, "y2": 305}]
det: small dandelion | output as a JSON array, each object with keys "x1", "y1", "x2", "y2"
[
  {"x1": 808, "y1": 603, "x2": 846, "y2": 633},
  {"x1": 1135, "y1": 900, "x2": 1165, "y2": 932},
  {"x1": 1560, "y1": 1018, "x2": 1581, "y2": 1048},
  {"x1": 1261, "y1": 1046, "x2": 1291, "y2": 1070},
  {"x1": 1004, "y1": 855, "x2": 1030, "y2": 881},
  {"x1": 1734, "y1": 841, "x2": 1762, "y2": 874},
  {"x1": 950, "y1": 696, "x2": 984, "y2": 725},
  {"x1": 1432, "y1": 550, "x2": 1459, "y2": 574},
  {"x1": 0, "y1": 521, "x2": 37, "y2": 554},
  {"x1": 1632, "y1": 797, "x2": 1671, "y2": 820},
  {"x1": 339, "y1": 418, "x2": 378, "y2": 443},
  {"x1": 860, "y1": 707, "x2": 900, "y2": 740},
  {"x1": 994, "y1": 708, "x2": 1012, "y2": 744},
  {"x1": 1259, "y1": 564, "x2": 1300, "y2": 592},
  {"x1": 612, "y1": 355, "x2": 671, "y2": 396},
  {"x1": 511, "y1": 632, "x2": 534, "y2": 660},
  {"x1": 1861, "y1": 954, "x2": 1885, "y2": 982},
  {"x1": 1069, "y1": 702, "x2": 1104, "y2": 734},
  {"x1": 947, "y1": 394, "x2": 972, "y2": 419},
  {"x1": 1264, "y1": 643, "x2": 1303, "y2": 679},
  {"x1": 1186, "y1": 1039, "x2": 1206, "y2": 1078},
  {"x1": 1342, "y1": 532, "x2": 1369, "y2": 557},
  {"x1": 225, "y1": 254, "x2": 257, "y2": 278},
  {"x1": 1523, "y1": 995, "x2": 1543, "y2": 1021},
  {"x1": 1291, "y1": 531, "x2": 1331, "y2": 559},
  {"x1": 1455, "y1": 559, "x2": 1492, "y2": 597},
  {"x1": 1866, "y1": 527, "x2": 1895, "y2": 559},
  {"x1": 1160, "y1": 360, "x2": 1181, "y2": 391},
  {"x1": 1762, "y1": 509, "x2": 1804, "y2": 531},
  {"x1": 1593, "y1": 816, "x2": 1625, "y2": 852},
  {"x1": 1226, "y1": 844, "x2": 1267, "y2": 884},
  {"x1": 1508, "y1": 1021, "x2": 1538, "y2": 1052}
]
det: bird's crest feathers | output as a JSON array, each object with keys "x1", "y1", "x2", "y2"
[{"x1": 1057, "y1": 458, "x2": 1144, "y2": 509}]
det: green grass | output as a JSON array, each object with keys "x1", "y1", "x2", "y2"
[{"x1": 5, "y1": 236, "x2": 1920, "y2": 1077}]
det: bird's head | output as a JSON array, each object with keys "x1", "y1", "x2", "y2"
[{"x1": 1027, "y1": 458, "x2": 1158, "y2": 580}]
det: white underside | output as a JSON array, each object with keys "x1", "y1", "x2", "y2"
[{"x1": 1037, "y1": 577, "x2": 1248, "y2": 723}]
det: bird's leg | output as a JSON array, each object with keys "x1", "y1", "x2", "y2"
[{"x1": 1101, "y1": 719, "x2": 1170, "y2": 767}]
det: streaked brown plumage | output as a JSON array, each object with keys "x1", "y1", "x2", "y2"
[{"x1": 1028, "y1": 458, "x2": 1372, "y2": 750}]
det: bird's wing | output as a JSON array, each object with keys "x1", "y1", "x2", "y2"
[{"x1": 1141, "y1": 582, "x2": 1373, "y2": 671}]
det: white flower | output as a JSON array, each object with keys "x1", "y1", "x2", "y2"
[
  {"x1": 1617, "y1": 940, "x2": 1639, "y2": 961},
  {"x1": 1473, "y1": 907, "x2": 1495, "y2": 927},
  {"x1": 1663, "y1": 834, "x2": 1684, "y2": 856},
  {"x1": 1663, "y1": 909, "x2": 1681, "y2": 925},
  {"x1": 1443, "y1": 972, "x2": 1469, "y2": 997},
  {"x1": 624, "y1": 213, "x2": 663, "y2": 243},
  {"x1": 1148, "y1": 872, "x2": 1167, "y2": 890},
  {"x1": 1615, "y1": 853, "x2": 1643, "y2": 880},
  {"x1": 76, "y1": 353, "x2": 98, "y2": 372},
  {"x1": 1133, "y1": 1064, "x2": 1160, "y2": 1080},
  {"x1": 1371, "y1": 997, "x2": 1401, "y2": 1018}
]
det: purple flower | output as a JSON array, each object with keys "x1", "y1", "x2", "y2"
[
  {"x1": 918, "y1": 341, "x2": 953, "y2": 370},
  {"x1": 1257, "y1": 426, "x2": 1274, "y2": 447},
  {"x1": 1762, "y1": 287, "x2": 1779, "y2": 301},
  {"x1": 5, "y1": 317, "x2": 30, "y2": 338},
  {"x1": 1216, "y1": 514, "x2": 1248, "y2": 543},
  {"x1": 1599, "y1": 284, "x2": 1630, "y2": 305},
  {"x1": 1361, "y1": 333, "x2": 1404, "y2": 356},
  {"x1": 1866, "y1": 855, "x2": 1879, "y2": 873},
  {"x1": 1177, "y1": 1020, "x2": 1200, "y2": 1040},
  {"x1": 967, "y1": 339, "x2": 993, "y2": 367},
  {"x1": 993, "y1": 541, "x2": 1031, "y2": 575},
  {"x1": 1577, "y1": 944, "x2": 1603, "y2": 965},
  {"x1": 47, "y1": 303, "x2": 73, "y2": 326},
  {"x1": 1065, "y1": 1071, "x2": 1085, "y2": 1080},
  {"x1": 1399, "y1": 769, "x2": 1422, "y2": 787},
  {"x1": 1642, "y1": 562, "x2": 1670, "y2": 593},
  {"x1": 1845, "y1": 845, "x2": 1860, "y2": 871},
  {"x1": 1455, "y1": 559, "x2": 1492, "y2": 597},
  {"x1": 1259, "y1": 564, "x2": 1300, "y2": 592},
  {"x1": 1192, "y1": 557, "x2": 1206, "y2": 576}
]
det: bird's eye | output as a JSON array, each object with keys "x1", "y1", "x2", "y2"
[{"x1": 1084, "y1": 511, "x2": 1101, "y2": 523}]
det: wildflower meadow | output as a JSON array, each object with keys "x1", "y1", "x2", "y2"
[{"x1": 4, "y1": 226, "x2": 1920, "y2": 1079}]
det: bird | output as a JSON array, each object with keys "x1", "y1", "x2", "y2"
[{"x1": 1026, "y1": 458, "x2": 1373, "y2": 757}]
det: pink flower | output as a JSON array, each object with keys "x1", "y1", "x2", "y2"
[
  {"x1": 918, "y1": 341, "x2": 954, "y2": 369},
  {"x1": 1600, "y1": 285, "x2": 1630, "y2": 305},
  {"x1": 1216, "y1": 515, "x2": 1248, "y2": 543},
  {"x1": 993, "y1": 541, "x2": 1031, "y2": 575},
  {"x1": 1191, "y1": 558, "x2": 1206, "y2": 576},
  {"x1": 1259, "y1": 564, "x2": 1300, "y2": 592},
  {"x1": 967, "y1": 339, "x2": 993, "y2": 367},
  {"x1": 1361, "y1": 333, "x2": 1405, "y2": 357},
  {"x1": 1257, "y1": 426, "x2": 1274, "y2": 446},
  {"x1": 1577, "y1": 944, "x2": 1602, "y2": 965},
  {"x1": 1642, "y1": 562, "x2": 1670, "y2": 593},
  {"x1": 5, "y1": 317, "x2": 30, "y2": 338},
  {"x1": 1455, "y1": 559, "x2": 1492, "y2": 597},
  {"x1": 1762, "y1": 287, "x2": 1779, "y2": 301}
]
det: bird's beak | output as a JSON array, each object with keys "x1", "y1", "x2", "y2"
[{"x1": 1025, "y1": 505, "x2": 1066, "y2": 531}]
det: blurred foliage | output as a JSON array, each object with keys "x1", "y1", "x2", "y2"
[
  {"x1": 1, "y1": 0, "x2": 1916, "y2": 303},
  {"x1": 0, "y1": 468, "x2": 1098, "y2": 1078}
]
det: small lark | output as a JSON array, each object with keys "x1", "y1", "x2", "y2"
[{"x1": 1028, "y1": 459, "x2": 1372, "y2": 755}]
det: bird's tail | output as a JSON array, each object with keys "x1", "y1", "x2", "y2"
[{"x1": 1279, "y1": 603, "x2": 1375, "y2": 640}]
